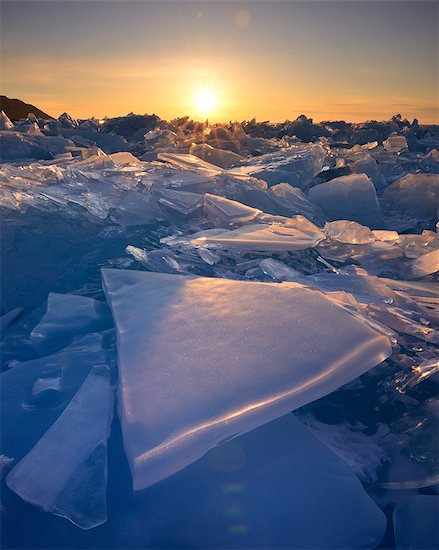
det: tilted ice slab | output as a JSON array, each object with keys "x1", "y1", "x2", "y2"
[
  {"x1": 102, "y1": 269, "x2": 391, "y2": 490},
  {"x1": 191, "y1": 216, "x2": 325, "y2": 251},
  {"x1": 6, "y1": 366, "x2": 114, "y2": 530},
  {"x1": 309, "y1": 173, "x2": 385, "y2": 228}
]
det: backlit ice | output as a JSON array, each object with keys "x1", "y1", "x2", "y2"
[{"x1": 1, "y1": 110, "x2": 438, "y2": 549}]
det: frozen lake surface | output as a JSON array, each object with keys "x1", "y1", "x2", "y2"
[{"x1": 1, "y1": 111, "x2": 438, "y2": 549}]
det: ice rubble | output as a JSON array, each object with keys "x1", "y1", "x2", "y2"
[{"x1": 1, "y1": 112, "x2": 439, "y2": 546}]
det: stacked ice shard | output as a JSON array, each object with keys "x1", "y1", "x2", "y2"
[{"x1": 1, "y1": 112, "x2": 439, "y2": 548}]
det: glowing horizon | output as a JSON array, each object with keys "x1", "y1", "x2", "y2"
[{"x1": 1, "y1": 1, "x2": 438, "y2": 124}]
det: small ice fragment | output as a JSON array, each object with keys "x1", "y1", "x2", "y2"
[
  {"x1": 372, "y1": 230, "x2": 400, "y2": 242},
  {"x1": 204, "y1": 193, "x2": 261, "y2": 223},
  {"x1": 350, "y1": 154, "x2": 387, "y2": 190},
  {"x1": 6, "y1": 367, "x2": 113, "y2": 529},
  {"x1": 189, "y1": 143, "x2": 242, "y2": 169},
  {"x1": 378, "y1": 398, "x2": 439, "y2": 489},
  {"x1": 382, "y1": 134, "x2": 408, "y2": 153},
  {"x1": 325, "y1": 220, "x2": 375, "y2": 244},
  {"x1": 102, "y1": 269, "x2": 391, "y2": 490},
  {"x1": 409, "y1": 249, "x2": 439, "y2": 279},
  {"x1": 30, "y1": 293, "x2": 113, "y2": 356},
  {"x1": 153, "y1": 188, "x2": 204, "y2": 216},
  {"x1": 269, "y1": 183, "x2": 326, "y2": 223},
  {"x1": 0, "y1": 110, "x2": 14, "y2": 130},
  {"x1": 259, "y1": 258, "x2": 302, "y2": 281},
  {"x1": 108, "y1": 152, "x2": 140, "y2": 166},
  {"x1": 309, "y1": 173, "x2": 385, "y2": 228},
  {"x1": 32, "y1": 377, "x2": 61, "y2": 397},
  {"x1": 197, "y1": 248, "x2": 221, "y2": 265},
  {"x1": 157, "y1": 153, "x2": 222, "y2": 178}
]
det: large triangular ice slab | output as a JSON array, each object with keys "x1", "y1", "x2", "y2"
[{"x1": 102, "y1": 269, "x2": 391, "y2": 490}]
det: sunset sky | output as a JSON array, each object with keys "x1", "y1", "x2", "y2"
[{"x1": 1, "y1": 0, "x2": 438, "y2": 123}]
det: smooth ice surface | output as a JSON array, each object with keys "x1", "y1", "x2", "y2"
[
  {"x1": 102, "y1": 269, "x2": 391, "y2": 490},
  {"x1": 309, "y1": 173, "x2": 385, "y2": 228},
  {"x1": 191, "y1": 217, "x2": 324, "y2": 251},
  {"x1": 6, "y1": 366, "x2": 114, "y2": 530},
  {"x1": 393, "y1": 496, "x2": 439, "y2": 549},
  {"x1": 30, "y1": 293, "x2": 113, "y2": 355},
  {"x1": 119, "y1": 414, "x2": 386, "y2": 549}
]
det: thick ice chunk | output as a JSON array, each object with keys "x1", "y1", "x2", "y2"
[
  {"x1": 6, "y1": 366, "x2": 114, "y2": 529},
  {"x1": 30, "y1": 293, "x2": 113, "y2": 355},
  {"x1": 309, "y1": 173, "x2": 385, "y2": 228},
  {"x1": 393, "y1": 496, "x2": 439, "y2": 549},
  {"x1": 189, "y1": 143, "x2": 242, "y2": 169},
  {"x1": 383, "y1": 173, "x2": 439, "y2": 217},
  {"x1": 102, "y1": 269, "x2": 391, "y2": 490},
  {"x1": 153, "y1": 188, "x2": 204, "y2": 216},
  {"x1": 350, "y1": 154, "x2": 387, "y2": 190},
  {"x1": 191, "y1": 217, "x2": 324, "y2": 251},
  {"x1": 229, "y1": 144, "x2": 326, "y2": 188},
  {"x1": 157, "y1": 152, "x2": 222, "y2": 178},
  {"x1": 383, "y1": 134, "x2": 408, "y2": 153},
  {"x1": 204, "y1": 193, "x2": 261, "y2": 224},
  {"x1": 259, "y1": 258, "x2": 302, "y2": 281},
  {"x1": 324, "y1": 220, "x2": 375, "y2": 244},
  {"x1": 269, "y1": 182, "x2": 326, "y2": 223}
]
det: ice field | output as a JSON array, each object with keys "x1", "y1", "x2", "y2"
[{"x1": 1, "y1": 110, "x2": 438, "y2": 549}]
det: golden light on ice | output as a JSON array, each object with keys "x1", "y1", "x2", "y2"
[{"x1": 194, "y1": 90, "x2": 218, "y2": 118}]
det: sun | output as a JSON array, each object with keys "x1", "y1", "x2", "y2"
[{"x1": 194, "y1": 89, "x2": 218, "y2": 118}]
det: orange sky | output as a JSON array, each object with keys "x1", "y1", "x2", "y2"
[{"x1": 2, "y1": 1, "x2": 438, "y2": 123}]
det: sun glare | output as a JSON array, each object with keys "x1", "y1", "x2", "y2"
[{"x1": 194, "y1": 90, "x2": 218, "y2": 118}]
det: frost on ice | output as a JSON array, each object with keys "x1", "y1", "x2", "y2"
[{"x1": 1, "y1": 111, "x2": 439, "y2": 546}]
